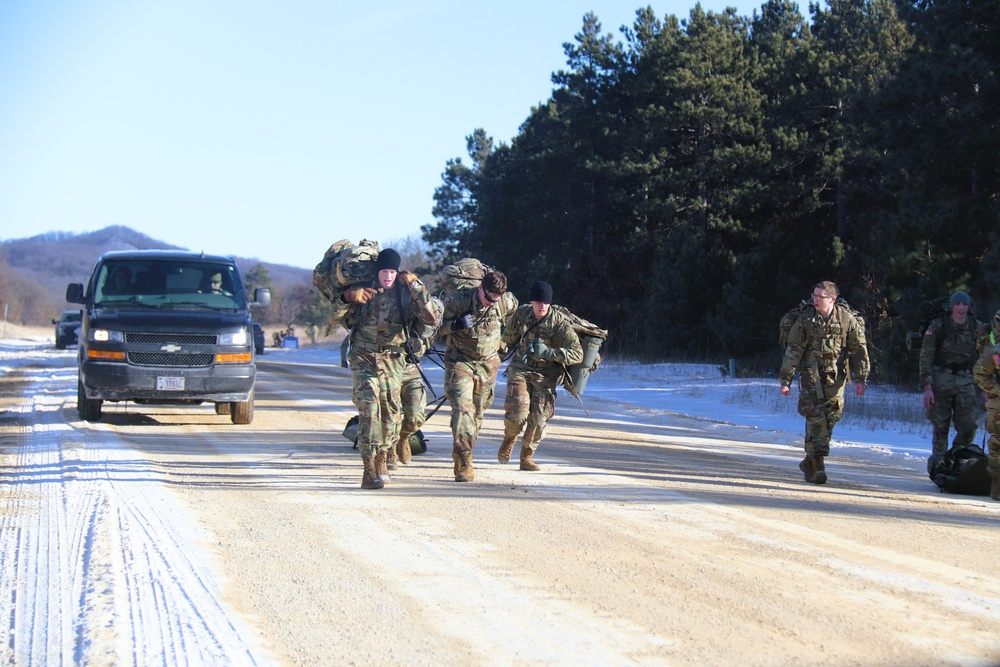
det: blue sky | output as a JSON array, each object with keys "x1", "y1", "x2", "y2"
[{"x1": 1, "y1": 1, "x2": 747, "y2": 270}]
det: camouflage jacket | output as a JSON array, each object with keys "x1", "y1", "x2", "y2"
[
  {"x1": 918, "y1": 315, "x2": 985, "y2": 387},
  {"x1": 779, "y1": 303, "x2": 870, "y2": 388},
  {"x1": 440, "y1": 288, "x2": 518, "y2": 362},
  {"x1": 502, "y1": 305, "x2": 584, "y2": 371},
  {"x1": 973, "y1": 344, "x2": 1000, "y2": 399},
  {"x1": 329, "y1": 277, "x2": 441, "y2": 351}
]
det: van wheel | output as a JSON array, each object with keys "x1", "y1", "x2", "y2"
[
  {"x1": 232, "y1": 392, "x2": 253, "y2": 425},
  {"x1": 77, "y1": 377, "x2": 102, "y2": 422},
  {"x1": 215, "y1": 402, "x2": 231, "y2": 415}
]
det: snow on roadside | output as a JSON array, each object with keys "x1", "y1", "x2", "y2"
[{"x1": 0, "y1": 341, "x2": 271, "y2": 666}]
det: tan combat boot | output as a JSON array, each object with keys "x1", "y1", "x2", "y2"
[
  {"x1": 497, "y1": 436, "x2": 516, "y2": 464},
  {"x1": 519, "y1": 444, "x2": 540, "y2": 471},
  {"x1": 455, "y1": 450, "x2": 475, "y2": 482},
  {"x1": 991, "y1": 475, "x2": 1000, "y2": 502},
  {"x1": 361, "y1": 456, "x2": 384, "y2": 490},
  {"x1": 374, "y1": 449, "x2": 390, "y2": 483},
  {"x1": 385, "y1": 443, "x2": 398, "y2": 471},
  {"x1": 397, "y1": 433, "x2": 413, "y2": 465}
]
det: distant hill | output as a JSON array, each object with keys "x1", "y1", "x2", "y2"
[{"x1": 0, "y1": 225, "x2": 312, "y2": 325}]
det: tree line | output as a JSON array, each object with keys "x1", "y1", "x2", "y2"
[{"x1": 421, "y1": 0, "x2": 999, "y2": 382}]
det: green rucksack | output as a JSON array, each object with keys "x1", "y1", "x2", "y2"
[{"x1": 313, "y1": 239, "x2": 380, "y2": 301}]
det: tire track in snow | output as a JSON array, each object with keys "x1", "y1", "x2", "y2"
[{"x1": 0, "y1": 359, "x2": 269, "y2": 666}]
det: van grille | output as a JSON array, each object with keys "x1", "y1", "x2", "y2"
[
  {"x1": 128, "y1": 353, "x2": 214, "y2": 367},
  {"x1": 126, "y1": 333, "x2": 217, "y2": 345}
]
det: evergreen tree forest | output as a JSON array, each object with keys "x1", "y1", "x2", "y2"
[{"x1": 421, "y1": 0, "x2": 999, "y2": 382}]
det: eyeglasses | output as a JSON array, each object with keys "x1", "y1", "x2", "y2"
[
  {"x1": 483, "y1": 291, "x2": 501, "y2": 303},
  {"x1": 812, "y1": 293, "x2": 833, "y2": 301}
]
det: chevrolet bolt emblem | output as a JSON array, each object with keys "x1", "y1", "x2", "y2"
[{"x1": 161, "y1": 344, "x2": 182, "y2": 353}]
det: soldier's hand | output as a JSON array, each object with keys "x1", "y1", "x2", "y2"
[
  {"x1": 342, "y1": 287, "x2": 378, "y2": 304},
  {"x1": 779, "y1": 384, "x2": 791, "y2": 397},
  {"x1": 855, "y1": 382, "x2": 866, "y2": 397},
  {"x1": 922, "y1": 385, "x2": 934, "y2": 410},
  {"x1": 398, "y1": 270, "x2": 419, "y2": 286},
  {"x1": 531, "y1": 339, "x2": 556, "y2": 361},
  {"x1": 452, "y1": 314, "x2": 474, "y2": 331}
]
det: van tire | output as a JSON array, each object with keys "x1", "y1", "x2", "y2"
[
  {"x1": 77, "y1": 377, "x2": 102, "y2": 422},
  {"x1": 232, "y1": 392, "x2": 253, "y2": 425}
]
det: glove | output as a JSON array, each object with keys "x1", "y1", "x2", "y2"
[
  {"x1": 530, "y1": 338, "x2": 556, "y2": 361},
  {"x1": 342, "y1": 287, "x2": 378, "y2": 304},
  {"x1": 398, "y1": 270, "x2": 419, "y2": 286},
  {"x1": 451, "y1": 314, "x2": 474, "y2": 331}
]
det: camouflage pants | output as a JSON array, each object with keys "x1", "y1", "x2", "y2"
[
  {"x1": 348, "y1": 348, "x2": 406, "y2": 458},
  {"x1": 399, "y1": 364, "x2": 427, "y2": 445},
  {"x1": 984, "y1": 398, "x2": 1000, "y2": 477},
  {"x1": 797, "y1": 385, "x2": 846, "y2": 457},
  {"x1": 926, "y1": 376, "x2": 979, "y2": 456},
  {"x1": 445, "y1": 356, "x2": 501, "y2": 454},
  {"x1": 503, "y1": 366, "x2": 560, "y2": 451}
]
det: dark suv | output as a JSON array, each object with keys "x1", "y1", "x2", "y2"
[
  {"x1": 53, "y1": 310, "x2": 82, "y2": 349},
  {"x1": 66, "y1": 250, "x2": 270, "y2": 424}
]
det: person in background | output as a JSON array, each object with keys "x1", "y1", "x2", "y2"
[
  {"x1": 972, "y1": 311, "x2": 1000, "y2": 501},
  {"x1": 779, "y1": 280, "x2": 870, "y2": 485},
  {"x1": 918, "y1": 290, "x2": 985, "y2": 472}
]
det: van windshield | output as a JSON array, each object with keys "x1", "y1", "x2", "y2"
[{"x1": 95, "y1": 260, "x2": 247, "y2": 309}]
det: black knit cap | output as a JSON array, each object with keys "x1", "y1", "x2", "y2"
[
  {"x1": 375, "y1": 248, "x2": 401, "y2": 272},
  {"x1": 529, "y1": 280, "x2": 553, "y2": 304}
]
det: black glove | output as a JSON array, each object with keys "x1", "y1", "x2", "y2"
[{"x1": 452, "y1": 314, "x2": 474, "y2": 331}]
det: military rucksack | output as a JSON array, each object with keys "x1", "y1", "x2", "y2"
[
  {"x1": 778, "y1": 298, "x2": 866, "y2": 350},
  {"x1": 440, "y1": 258, "x2": 493, "y2": 296},
  {"x1": 342, "y1": 415, "x2": 428, "y2": 454},
  {"x1": 313, "y1": 239, "x2": 380, "y2": 301},
  {"x1": 927, "y1": 443, "x2": 991, "y2": 495},
  {"x1": 906, "y1": 296, "x2": 982, "y2": 353},
  {"x1": 551, "y1": 304, "x2": 608, "y2": 397}
]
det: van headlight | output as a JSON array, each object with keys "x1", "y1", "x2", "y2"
[
  {"x1": 220, "y1": 330, "x2": 249, "y2": 345},
  {"x1": 91, "y1": 329, "x2": 124, "y2": 342}
]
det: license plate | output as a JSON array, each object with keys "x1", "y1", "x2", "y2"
[{"x1": 157, "y1": 376, "x2": 185, "y2": 391}]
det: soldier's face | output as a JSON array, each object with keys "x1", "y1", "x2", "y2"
[
  {"x1": 952, "y1": 303, "x2": 969, "y2": 321},
  {"x1": 378, "y1": 269, "x2": 397, "y2": 289},
  {"x1": 812, "y1": 289, "x2": 835, "y2": 315},
  {"x1": 531, "y1": 301, "x2": 549, "y2": 319}
]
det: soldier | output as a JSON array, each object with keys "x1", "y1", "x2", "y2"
[
  {"x1": 972, "y1": 312, "x2": 1000, "y2": 501},
  {"x1": 329, "y1": 248, "x2": 442, "y2": 490},
  {"x1": 389, "y1": 313, "x2": 442, "y2": 469},
  {"x1": 779, "y1": 281, "x2": 870, "y2": 485},
  {"x1": 439, "y1": 269, "x2": 517, "y2": 482},
  {"x1": 500, "y1": 281, "x2": 583, "y2": 471},
  {"x1": 919, "y1": 291, "x2": 985, "y2": 470}
]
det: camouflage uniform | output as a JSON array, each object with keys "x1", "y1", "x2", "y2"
[
  {"x1": 398, "y1": 362, "x2": 427, "y2": 447},
  {"x1": 779, "y1": 303, "x2": 870, "y2": 458},
  {"x1": 440, "y1": 289, "x2": 518, "y2": 456},
  {"x1": 330, "y1": 278, "x2": 440, "y2": 459},
  {"x1": 501, "y1": 305, "x2": 583, "y2": 453},
  {"x1": 918, "y1": 315, "x2": 984, "y2": 457},
  {"x1": 972, "y1": 320, "x2": 1000, "y2": 498}
]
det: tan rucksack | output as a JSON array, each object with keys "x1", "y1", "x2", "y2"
[{"x1": 313, "y1": 239, "x2": 380, "y2": 301}]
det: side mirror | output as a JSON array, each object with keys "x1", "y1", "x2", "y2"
[
  {"x1": 252, "y1": 288, "x2": 271, "y2": 308},
  {"x1": 52, "y1": 319, "x2": 58, "y2": 325},
  {"x1": 66, "y1": 283, "x2": 85, "y2": 304}
]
